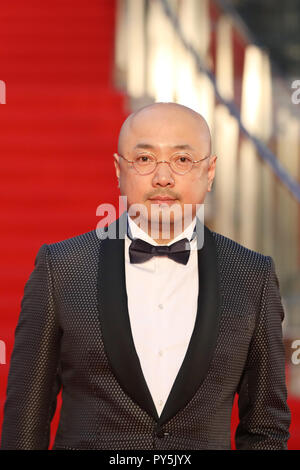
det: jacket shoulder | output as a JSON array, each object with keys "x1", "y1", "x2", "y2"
[
  {"x1": 45, "y1": 229, "x2": 100, "y2": 263},
  {"x1": 210, "y1": 229, "x2": 272, "y2": 274}
]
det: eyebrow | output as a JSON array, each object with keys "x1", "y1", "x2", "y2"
[{"x1": 133, "y1": 143, "x2": 195, "y2": 151}]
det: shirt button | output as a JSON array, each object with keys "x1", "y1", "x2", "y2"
[
  {"x1": 158, "y1": 304, "x2": 163, "y2": 309},
  {"x1": 158, "y1": 399, "x2": 163, "y2": 406}
]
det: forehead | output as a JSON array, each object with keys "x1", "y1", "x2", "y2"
[
  {"x1": 131, "y1": 109, "x2": 200, "y2": 135},
  {"x1": 123, "y1": 107, "x2": 210, "y2": 151}
]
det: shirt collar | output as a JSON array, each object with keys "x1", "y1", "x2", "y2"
[{"x1": 126, "y1": 212, "x2": 197, "y2": 246}]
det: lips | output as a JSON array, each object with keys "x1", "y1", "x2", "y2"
[
  {"x1": 149, "y1": 196, "x2": 176, "y2": 201},
  {"x1": 149, "y1": 196, "x2": 177, "y2": 206}
]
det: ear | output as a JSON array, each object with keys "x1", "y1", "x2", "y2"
[
  {"x1": 207, "y1": 155, "x2": 217, "y2": 192},
  {"x1": 113, "y1": 153, "x2": 121, "y2": 179}
]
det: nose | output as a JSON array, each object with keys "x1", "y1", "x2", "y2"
[{"x1": 151, "y1": 161, "x2": 175, "y2": 187}]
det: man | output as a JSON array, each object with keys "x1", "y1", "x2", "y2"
[{"x1": 0, "y1": 102, "x2": 291, "y2": 450}]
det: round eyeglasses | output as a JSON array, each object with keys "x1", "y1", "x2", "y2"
[{"x1": 113, "y1": 152, "x2": 210, "y2": 175}]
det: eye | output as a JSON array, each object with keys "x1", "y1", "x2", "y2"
[
  {"x1": 134, "y1": 154, "x2": 155, "y2": 164},
  {"x1": 173, "y1": 154, "x2": 193, "y2": 163}
]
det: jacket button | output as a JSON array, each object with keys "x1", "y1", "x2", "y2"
[{"x1": 156, "y1": 429, "x2": 169, "y2": 438}]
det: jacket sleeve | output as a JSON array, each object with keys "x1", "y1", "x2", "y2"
[
  {"x1": 235, "y1": 256, "x2": 291, "y2": 450},
  {"x1": 0, "y1": 244, "x2": 62, "y2": 449}
]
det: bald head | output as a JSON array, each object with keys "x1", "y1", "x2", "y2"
[{"x1": 117, "y1": 102, "x2": 212, "y2": 156}]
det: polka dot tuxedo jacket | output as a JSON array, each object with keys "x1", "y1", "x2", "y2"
[{"x1": 0, "y1": 212, "x2": 291, "y2": 450}]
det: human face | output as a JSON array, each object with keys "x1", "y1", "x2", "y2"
[{"x1": 114, "y1": 106, "x2": 217, "y2": 237}]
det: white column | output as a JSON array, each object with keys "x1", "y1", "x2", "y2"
[
  {"x1": 259, "y1": 51, "x2": 273, "y2": 255},
  {"x1": 146, "y1": 0, "x2": 178, "y2": 101},
  {"x1": 179, "y1": 0, "x2": 210, "y2": 56},
  {"x1": 213, "y1": 105, "x2": 239, "y2": 240},
  {"x1": 127, "y1": 0, "x2": 146, "y2": 98},
  {"x1": 174, "y1": 0, "x2": 210, "y2": 111},
  {"x1": 240, "y1": 45, "x2": 273, "y2": 251},
  {"x1": 239, "y1": 139, "x2": 260, "y2": 250},
  {"x1": 276, "y1": 108, "x2": 300, "y2": 280},
  {"x1": 195, "y1": 73, "x2": 215, "y2": 136},
  {"x1": 216, "y1": 15, "x2": 234, "y2": 101},
  {"x1": 213, "y1": 14, "x2": 236, "y2": 238},
  {"x1": 260, "y1": 160, "x2": 275, "y2": 257}
]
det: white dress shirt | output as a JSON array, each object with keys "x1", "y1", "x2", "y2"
[{"x1": 124, "y1": 214, "x2": 199, "y2": 416}]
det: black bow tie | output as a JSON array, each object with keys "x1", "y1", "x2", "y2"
[{"x1": 129, "y1": 237, "x2": 191, "y2": 265}]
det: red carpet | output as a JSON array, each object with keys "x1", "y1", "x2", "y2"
[{"x1": 0, "y1": 0, "x2": 127, "y2": 445}]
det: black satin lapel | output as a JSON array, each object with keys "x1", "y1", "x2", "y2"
[
  {"x1": 158, "y1": 224, "x2": 222, "y2": 426},
  {"x1": 97, "y1": 214, "x2": 159, "y2": 422}
]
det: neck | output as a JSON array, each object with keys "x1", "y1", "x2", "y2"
[
  {"x1": 130, "y1": 216, "x2": 192, "y2": 244},
  {"x1": 154, "y1": 223, "x2": 181, "y2": 244}
]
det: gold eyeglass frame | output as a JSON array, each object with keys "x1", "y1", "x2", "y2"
[{"x1": 113, "y1": 152, "x2": 210, "y2": 175}]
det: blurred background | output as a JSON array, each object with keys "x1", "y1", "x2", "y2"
[{"x1": 0, "y1": 0, "x2": 299, "y2": 449}]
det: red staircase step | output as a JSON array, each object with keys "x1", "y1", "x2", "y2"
[{"x1": 0, "y1": 0, "x2": 128, "y2": 446}]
